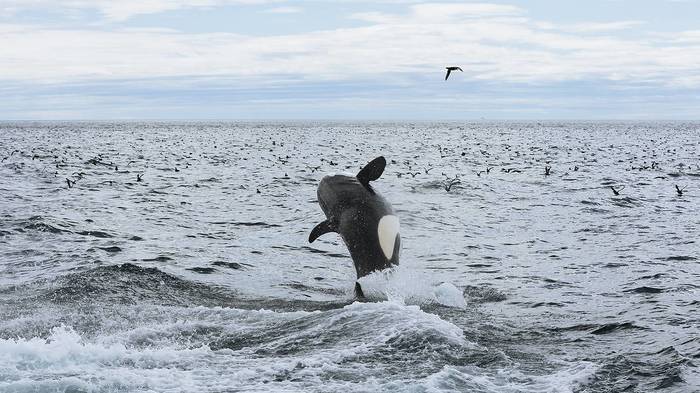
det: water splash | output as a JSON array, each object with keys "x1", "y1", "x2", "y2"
[{"x1": 357, "y1": 265, "x2": 467, "y2": 309}]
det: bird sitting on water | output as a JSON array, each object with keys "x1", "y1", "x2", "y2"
[
  {"x1": 445, "y1": 66, "x2": 463, "y2": 80},
  {"x1": 610, "y1": 185, "x2": 624, "y2": 196}
]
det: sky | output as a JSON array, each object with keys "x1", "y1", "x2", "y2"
[{"x1": 1, "y1": 0, "x2": 700, "y2": 120}]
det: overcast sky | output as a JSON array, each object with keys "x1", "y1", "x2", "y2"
[{"x1": 2, "y1": 0, "x2": 700, "y2": 120}]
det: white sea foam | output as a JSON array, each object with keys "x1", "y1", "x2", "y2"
[
  {"x1": 357, "y1": 265, "x2": 467, "y2": 309},
  {"x1": 336, "y1": 300, "x2": 471, "y2": 347},
  {"x1": 0, "y1": 302, "x2": 476, "y2": 392},
  {"x1": 422, "y1": 362, "x2": 598, "y2": 393},
  {"x1": 680, "y1": 364, "x2": 700, "y2": 392}
]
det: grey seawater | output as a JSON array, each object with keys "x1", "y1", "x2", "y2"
[{"x1": 0, "y1": 121, "x2": 698, "y2": 393}]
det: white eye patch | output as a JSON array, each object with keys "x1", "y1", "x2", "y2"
[{"x1": 377, "y1": 215, "x2": 400, "y2": 260}]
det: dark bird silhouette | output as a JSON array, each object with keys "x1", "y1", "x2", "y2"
[
  {"x1": 445, "y1": 66, "x2": 463, "y2": 80},
  {"x1": 136, "y1": 173, "x2": 143, "y2": 182},
  {"x1": 610, "y1": 185, "x2": 624, "y2": 196},
  {"x1": 444, "y1": 177, "x2": 460, "y2": 192},
  {"x1": 545, "y1": 166, "x2": 551, "y2": 176},
  {"x1": 675, "y1": 185, "x2": 686, "y2": 196},
  {"x1": 66, "y1": 178, "x2": 74, "y2": 188}
]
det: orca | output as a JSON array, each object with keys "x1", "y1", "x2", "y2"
[{"x1": 309, "y1": 156, "x2": 400, "y2": 297}]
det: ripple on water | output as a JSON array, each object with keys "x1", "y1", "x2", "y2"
[{"x1": 1, "y1": 121, "x2": 698, "y2": 392}]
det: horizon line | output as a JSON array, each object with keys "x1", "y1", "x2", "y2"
[{"x1": 2, "y1": 118, "x2": 700, "y2": 123}]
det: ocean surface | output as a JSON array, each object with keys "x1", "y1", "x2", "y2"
[{"x1": 0, "y1": 121, "x2": 698, "y2": 393}]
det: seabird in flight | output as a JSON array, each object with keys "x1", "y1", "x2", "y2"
[{"x1": 445, "y1": 66, "x2": 463, "y2": 80}]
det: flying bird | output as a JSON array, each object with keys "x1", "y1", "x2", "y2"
[{"x1": 445, "y1": 66, "x2": 463, "y2": 80}]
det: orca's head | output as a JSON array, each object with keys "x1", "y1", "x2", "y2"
[
  {"x1": 316, "y1": 157, "x2": 387, "y2": 217},
  {"x1": 316, "y1": 173, "x2": 361, "y2": 217}
]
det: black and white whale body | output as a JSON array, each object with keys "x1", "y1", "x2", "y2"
[{"x1": 309, "y1": 156, "x2": 400, "y2": 297}]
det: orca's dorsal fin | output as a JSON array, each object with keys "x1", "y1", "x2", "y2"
[
  {"x1": 309, "y1": 220, "x2": 336, "y2": 243},
  {"x1": 357, "y1": 156, "x2": 386, "y2": 188}
]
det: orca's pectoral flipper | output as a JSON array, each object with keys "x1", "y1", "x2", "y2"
[
  {"x1": 309, "y1": 220, "x2": 336, "y2": 243},
  {"x1": 357, "y1": 156, "x2": 386, "y2": 187}
]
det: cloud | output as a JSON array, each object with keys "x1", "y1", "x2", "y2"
[
  {"x1": 5, "y1": 75, "x2": 699, "y2": 120},
  {"x1": 0, "y1": 2, "x2": 699, "y2": 91},
  {"x1": 661, "y1": 30, "x2": 700, "y2": 43},
  {"x1": 352, "y1": 3, "x2": 523, "y2": 24},
  {"x1": 0, "y1": 0, "x2": 280, "y2": 22},
  {"x1": 537, "y1": 20, "x2": 646, "y2": 33},
  {"x1": 264, "y1": 6, "x2": 302, "y2": 14}
]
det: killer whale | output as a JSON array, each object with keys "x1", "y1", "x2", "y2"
[{"x1": 309, "y1": 156, "x2": 401, "y2": 297}]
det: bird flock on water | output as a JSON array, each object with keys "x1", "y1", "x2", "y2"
[{"x1": 2, "y1": 124, "x2": 695, "y2": 203}]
